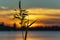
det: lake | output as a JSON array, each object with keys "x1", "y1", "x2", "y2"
[{"x1": 0, "y1": 31, "x2": 60, "y2": 40}]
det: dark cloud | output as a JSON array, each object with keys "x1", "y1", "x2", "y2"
[{"x1": 37, "y1": 18, "x2": 60, "y2": 24}]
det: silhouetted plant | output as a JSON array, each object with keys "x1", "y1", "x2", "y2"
[{"x1": 13, "y1": 1, "x2": 37, "y2": 40}]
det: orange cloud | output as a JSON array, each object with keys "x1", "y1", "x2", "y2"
[{"x1": 27, "y1": 8, "x2": 60, "y2": 14}]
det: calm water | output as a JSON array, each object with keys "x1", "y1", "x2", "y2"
[{"x1": 0, "y1": 31, "x2": 60, "y2": 40}]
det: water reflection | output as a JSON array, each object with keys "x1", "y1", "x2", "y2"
[{"x1": 0, "y1": 31, "x2": 60, "y2": 40}]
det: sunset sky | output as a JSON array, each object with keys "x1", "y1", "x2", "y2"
[{"x1": 0, "y1": 0, "x2": 60, "y2": 27}]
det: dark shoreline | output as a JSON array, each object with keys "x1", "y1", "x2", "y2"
[{"x1": 0, "y1": 23, "x2": 60, "y2": 31}]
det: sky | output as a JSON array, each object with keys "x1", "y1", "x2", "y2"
[
  {"x1": 0, "y1": 0, "x2": 60, "y2": 27},
  {"x1": 0, "y1": 0, "x2": 60, "y2": 9},
  {"x1": 22, "y1": 0, "x2": 60, "y2": 9}
]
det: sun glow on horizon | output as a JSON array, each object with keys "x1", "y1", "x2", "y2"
[{"x1": 0, "y1": 8, "x2": 60, "y2": 28}]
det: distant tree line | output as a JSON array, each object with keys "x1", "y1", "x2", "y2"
[{"x1": 0, "y1": 22, "x2": 60, "y2": 31}]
